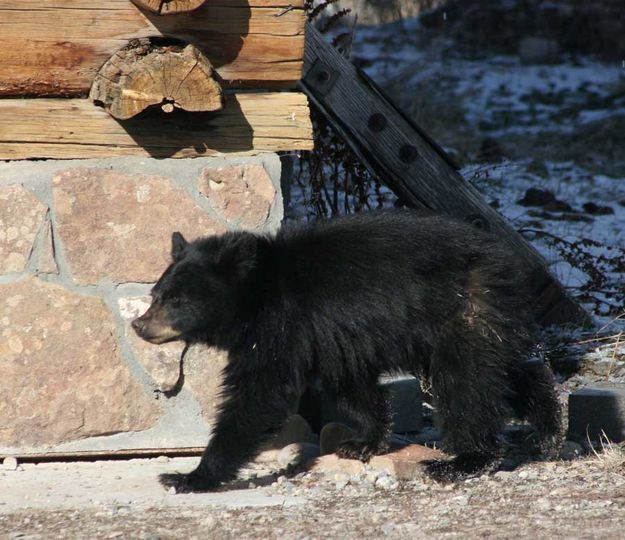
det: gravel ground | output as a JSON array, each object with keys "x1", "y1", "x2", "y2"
[{"x1": 2, "y1": 453, "x2": 625, "y2": 539}]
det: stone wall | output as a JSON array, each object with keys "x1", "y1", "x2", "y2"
[{"x1": 0, "y1": 155, "x2": 283, "y2": 456}]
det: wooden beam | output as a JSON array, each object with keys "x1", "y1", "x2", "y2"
[
  {"x1": 0, "y1": 0, "x2": 305, "y2": 95},
  {"x1": 300, "y1": 24, "x2": 588, "y2": 327},
  {"x1": 0, "y1": 94, "x2": 313, "y2": 159}
]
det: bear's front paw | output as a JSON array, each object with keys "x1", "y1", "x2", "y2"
[
  {"x1": 159, "y1": 471, "x2": 220, "y2": 493},
  {"x1": 336, "y1": 439, "x2": 388, "y2": 462}
]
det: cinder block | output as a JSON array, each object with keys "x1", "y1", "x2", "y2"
[{"x1": 568, "y1": 384, "x2": 625, "y2": 444}]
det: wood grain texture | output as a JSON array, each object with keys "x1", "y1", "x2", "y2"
[
  {"x1": 0, "y1": 94, "x2": 313, "y2": 159},
  {"x1": 301, "y1": 23, "x2": 587, "y2": 326},
  {"x1": 89, "y1": 40, "x2": 223, "y2": 119},
  {"x1": 0, "y1": 0, "x2": 305, "y2": 95},
  {"x1": 131, "y1": 0, "x2": 206, "y2": 14}
]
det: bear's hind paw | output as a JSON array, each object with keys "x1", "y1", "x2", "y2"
[
  {"x1": 336, "y1": 439, "x2": 389, "y2": 462},
  {"x1": 424, "y1": 453, "x2": 499, "y2": 483}
]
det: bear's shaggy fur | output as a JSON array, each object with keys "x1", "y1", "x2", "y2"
[{"x1": 132, "y1": 209, "x2": 561, "y2": 492}]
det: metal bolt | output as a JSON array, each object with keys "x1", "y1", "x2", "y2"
[{"x1": 316, "y1": 70, "x2": 331, "y2": 84}]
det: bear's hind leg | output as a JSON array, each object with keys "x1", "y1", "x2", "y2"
[
  {"x1": 509, "y1": 360, "x2": 563, "y2": 457},
  {"x1": 335, "y1": 382, "x2": 391, "y2": 461},
  {"x1": 426, "y1": 321, "x2": 515, "y2": 480}
]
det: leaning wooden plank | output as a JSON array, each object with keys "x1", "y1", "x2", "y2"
[
  {"x1": 300, "y1": 24, "x2": 587, "y2": 326},
  {"x1": 0, "y1": 0, "x2": 305, "y2": 95},
  {"x1": 0, "y1": 94, "x2": 313, "y2": 159}
]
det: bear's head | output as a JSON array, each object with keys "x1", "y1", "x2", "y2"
[{"x1": 132, "y1": 230, "x2": 260, "y2": 345}]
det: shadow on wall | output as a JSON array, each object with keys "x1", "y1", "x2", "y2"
[
  {"x1": 141, "y1": 1, "x2": 250, "y2": 75},
  {"x1": 119, "y1": 95, "x2": 253, "y2": 158},
  {"x1": 114, "y1": 1, "x2": 253, "y2": 157}
]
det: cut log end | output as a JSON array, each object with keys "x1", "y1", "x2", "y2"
[
  {"x1": 89, "y1": 39, "x2": 223, "y2": 120},
  {"x1": 131, "y1": 0, "x2": 206, "y2": 15}
]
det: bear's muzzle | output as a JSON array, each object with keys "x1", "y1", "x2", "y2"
[{"x1": 132, "y1": 301, "x2": 182, "y2": 344}]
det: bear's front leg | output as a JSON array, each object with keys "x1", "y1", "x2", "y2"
[{"x1": 160, "y1": 368, "x2": 298, "y2": 493}]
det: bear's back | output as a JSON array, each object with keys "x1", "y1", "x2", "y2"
[{"x1": 274, "y1": 209, "x2": 505, "y2": 278}]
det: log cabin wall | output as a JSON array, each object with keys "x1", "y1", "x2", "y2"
[
  {"x1": 0, "y1": 1, "x2": 312, "y2": 456},
  {"x1": 0, "y1": 0, "x2": 313, "y2": 159}
]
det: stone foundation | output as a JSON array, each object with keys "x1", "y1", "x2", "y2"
[{"x1": 0, "y1": 154, "x2": 282, "y2": 456}]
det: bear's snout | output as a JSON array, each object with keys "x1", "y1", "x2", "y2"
[
  {"x1": 131, "y1": 317, "x2": 147, "y2": 335},
  {"x1": 132, "y1": 304, "x2": 182, "y2": 344}
]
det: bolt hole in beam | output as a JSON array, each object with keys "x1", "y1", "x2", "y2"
[
  {"x1": 398, "y1": 144, "x2": 418, "y2": 164},
  {"x1": 368, "y1": 113, "x2": 387, "y2": 132}
]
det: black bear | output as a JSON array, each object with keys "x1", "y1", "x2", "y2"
[{"x1": 132, "y1": 209, "x2": 561, "y2": 492}]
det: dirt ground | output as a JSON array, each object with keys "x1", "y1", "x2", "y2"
[{"x1": 2, "y1": 452, "x2": 625, "y2": 540}]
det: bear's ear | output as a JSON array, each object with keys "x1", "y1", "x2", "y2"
[
  {"x1": 171, "y1": 232, "x2": 188, "y2": 262},
  {"x1": 218, "y1": 234, "x2": 259, "y2": 282}
]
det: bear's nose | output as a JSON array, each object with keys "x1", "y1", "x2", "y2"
[{"x1": 131, "y1": 318, "x2": 144, "y2": 334}]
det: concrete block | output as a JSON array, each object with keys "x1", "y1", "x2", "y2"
[{"x1": 568, "y1": 384, "x2": 625, "y2": 444}]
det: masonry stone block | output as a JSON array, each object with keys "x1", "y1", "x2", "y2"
[
  {"x1": 0, "y1": 278, "x2": 160, "y2": 448},
  {"x1": 183, "y1": 344, "x2": 229, "y2": 426},
  {"x1": 198, "y1": 164, "x2": 276, "y2": 229},
  {"x1": 53, "y1": 167, "x2": 226, "y2": 285},
  {"x1": 381, "y1": 375, "x2": 423, "y2": 433},
  {"x1": 0, "y1": 185, "x2": 47, "y2": 274},
  {"x1": 118, "y1": 296, "x2": 185, "y2": 392}
]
